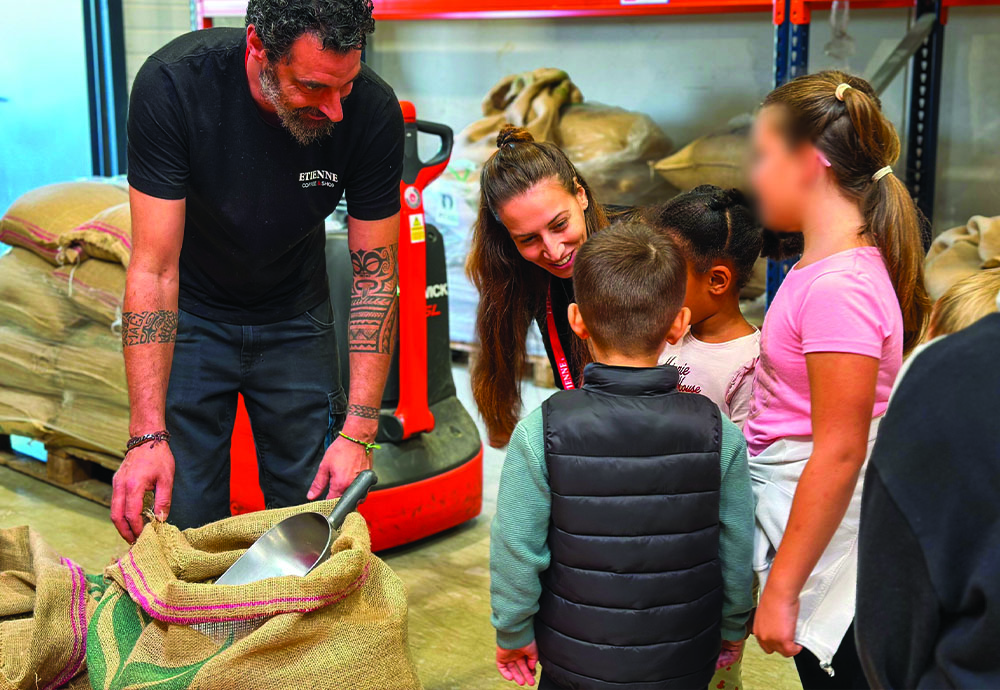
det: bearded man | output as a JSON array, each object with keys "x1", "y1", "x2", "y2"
[{"x1": 110, "y1": 0, "x2": 403, "y2": 542}]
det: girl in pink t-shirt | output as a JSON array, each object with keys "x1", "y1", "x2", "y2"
[{"x1": 744, "y1": 71, "x2": 930, "y2": 688}]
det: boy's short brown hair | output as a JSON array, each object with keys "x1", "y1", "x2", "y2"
[{"x1": 573, "y1": 221, "x2": 687, "y2": 356}]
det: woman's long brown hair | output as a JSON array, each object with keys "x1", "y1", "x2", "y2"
[
  {"x1": 467, "y1": 126, "x2": 608, "y2": 446},
  {"x1": 763, "y1": 70, "x2": 930, "y2": 353}
]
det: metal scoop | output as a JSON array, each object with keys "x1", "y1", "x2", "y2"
[{"x1": 214, "y1": 470, "x2": 378, "y2": 586}]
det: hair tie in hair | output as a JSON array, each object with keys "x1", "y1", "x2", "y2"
[
  {"x1": 872, "y1": 165, "x2": 893, "y2": 182},
  {"x1": 835, "y1": 83, "x2": 853, "y2": 101}
]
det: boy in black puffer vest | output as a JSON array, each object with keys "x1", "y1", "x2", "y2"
[{"x1": 490, "y1": 221, "x2": 755, "y2": 690}]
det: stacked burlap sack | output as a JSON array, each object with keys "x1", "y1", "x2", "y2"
[
  {"x1": 1, "y1": 504, "x2": 420, "y2": 690},
  {"x1": 924, "y1": 214, "x2": 1000, "y2": 300},
  {"x1": 652, "y1": 118, "x2": 750, "y2": 194},
  {"x1": 0, "y1": 526, "x2": 102, "y2": 690},
  {"x1": 422, "y1": 68, "x2": 675, "y2": 347},
  {"x1": 0, "y1": 181, "x2": 130, "y2": 456}
]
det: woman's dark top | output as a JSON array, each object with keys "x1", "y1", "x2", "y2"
[{"x1": 534, "y1": 275, "x2": 581, "y2": 389}]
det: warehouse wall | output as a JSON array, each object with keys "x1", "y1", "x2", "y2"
[
  {"x1": 123, "y1": 0, "x2": 191, "y2": 89},
  {"x1": 367, "y1": 10, "x2": 999, "y2": 232},
  {"x1": 119, "y1": 6, "x2": 1000, "y2": 233},
  {"x1": 933, "y1": 7, "x2": 1000, "y2": 232}
]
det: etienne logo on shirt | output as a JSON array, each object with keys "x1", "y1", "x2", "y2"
[{"x1": 299, "y1": 169, "x2": 339, "y2": 189}]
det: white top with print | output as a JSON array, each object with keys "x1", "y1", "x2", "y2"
[{"x1": 658, "y1": 329, "x2": 761, "y2": 429}]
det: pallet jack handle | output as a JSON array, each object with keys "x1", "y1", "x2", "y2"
[{"x1": 393, "y1": 101, "x2": 454, "y2": 440}]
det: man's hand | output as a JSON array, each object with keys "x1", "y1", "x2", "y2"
[
  {"x1": 307, "y1": 430, "x2": 373, "y2": 500},
  {"x1": 496, "y1": 641, "x2": 538, "y2": 687},
  {"x1": 753, "y1": 583, "x2": 803, "y2": 657},
  {"x1": 110, "y1": 441, "x2": 175, "y2": 543}
]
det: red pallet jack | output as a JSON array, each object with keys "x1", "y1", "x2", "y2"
[{"x1": 229, "y1": 102, "x2": 483, "y2": 551}]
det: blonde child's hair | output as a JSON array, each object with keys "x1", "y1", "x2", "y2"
[{"x1": 927, "y1": 270, "x2": 1000, "y2": 339}]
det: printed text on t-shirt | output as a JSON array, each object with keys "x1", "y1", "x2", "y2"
[{"x1": 662, "y1": 356, "x2": 702, "y2": 394}]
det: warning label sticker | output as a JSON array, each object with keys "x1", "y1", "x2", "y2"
[{"x1": 409, "y1": 213, "x2": 426, "y2": 243}]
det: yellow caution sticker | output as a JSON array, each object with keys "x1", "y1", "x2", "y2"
[{"x1": 409, "y1": 213, "x2": 426, "y2": 243}]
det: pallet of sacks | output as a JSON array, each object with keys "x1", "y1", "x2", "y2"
[{"x1": 0, "y1": 181, "x2": 131, "y2": 460}]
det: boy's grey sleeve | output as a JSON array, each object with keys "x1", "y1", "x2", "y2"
[
  {"x1": 718, "y1": 417, "x2": 755, "y2": 641},
  {"x1": 490, "y1": 408, "x2": 551, "y2": 650}
]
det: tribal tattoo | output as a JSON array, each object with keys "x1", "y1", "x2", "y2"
[
  {"x1": 349, "y1": 244, "x2": 399, "y2": 355},
  {"x1": 347, "y1": 403, "x2": 381, "y2": 420},
  {"x1": 121, "y1": 310, "x2": 178, "y2": 348}
]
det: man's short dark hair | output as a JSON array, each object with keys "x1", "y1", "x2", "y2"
[
  {"x1": 246, "y1": 0, "x2": 375, "y2": 62},
  {"x1": 573, "y1": 221, "x2": 687, "y2": 357}
]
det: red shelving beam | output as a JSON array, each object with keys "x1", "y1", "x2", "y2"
[
  {"x1": 198, "y1": 0, "x2": 998, "y2": 27},
  {"x1": 196, "y1": 0, "x2": 773, "y2": 25},
  {"x1": 787, "y1": 0, "x2": 914, "y2": 24}
]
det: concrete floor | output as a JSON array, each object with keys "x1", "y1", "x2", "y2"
[{"x1": 0, "y1": 364, "x2": 799, "y2": 690}]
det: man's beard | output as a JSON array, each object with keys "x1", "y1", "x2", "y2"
[{"x1": 260, "y1": 63, "x2": 336, "y2": 146}]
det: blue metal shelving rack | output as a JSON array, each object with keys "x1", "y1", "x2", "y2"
[{"x1": 766, "y1": 0, "x2": 950, "y2": 306}]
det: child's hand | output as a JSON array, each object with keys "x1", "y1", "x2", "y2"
[
  {"x1": 753, "y1": 586, "x2": 803, "y2": 657},
  {"x1": 496, "y1": 641, "x2": 539, "y2": 686},
  {"x1": 716, "y1": 639, "x2": 744, "y2": 670}
]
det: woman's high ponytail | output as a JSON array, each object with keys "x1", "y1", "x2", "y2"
[{"x1": 764, "y1": 71, "x2": 930, "y2": 353}]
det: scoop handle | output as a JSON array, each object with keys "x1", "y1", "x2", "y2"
[{"x1": 327, "y1": 470, "x2": 378, "y2": 530}]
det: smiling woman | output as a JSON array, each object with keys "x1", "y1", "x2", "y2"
[{"x1": 467, "y1": 126, "x2": 634, "y2": 446}]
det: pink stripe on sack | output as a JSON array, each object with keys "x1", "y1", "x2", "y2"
[
  {"x1": 2, "y1": 214, "x2": 58, "y2": 240},
  {"x1": 118, "y1": 550, "x2": 370, "y2": 624},
  {"x1": 73, "y1": 221, "x2": 132, "y2": 250},
  {"x1": 44, "y1": 558, "x2": 88, "y2": 690},
  {"x1": 0, "y1": 230, "x2": 59, "y2": 256}
]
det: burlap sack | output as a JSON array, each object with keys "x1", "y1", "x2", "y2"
[
  {"x1": 51, "y1": 259, "x2": 126, "y2": 327},
  {"x1": 454, "y1": 67, "x2": 583, "y2": 166},
  {"x1": 57, "y1": 202, "x2": 132, "y2": 268},
  {"x1": 654, "y1": 123, "x2": 751, "y2": 192},
  {"x1": 0, "y1": 324, "x2": 125, "y2": 404},
  {"x1": 0, "y1": 526, "x2": 105, "y2": 690},
  {"x1": 0, "y1": 248, "x2": 88, "y2": 340},
  {"x1": 925, "y1": 215, "x2": 1000, "y2": 299},
  {"x1": 0, "y1": 182, "x2": 128, "y2": 264},
  {"x1": 88, "y1": 505, "x2": 420, "y2": 690},
  {"x1": 559, "y1": 102, "x2": 674, "y2": 206},
  {"x1": 0, "y1": 386, "x2": 128, "y2": 457}
]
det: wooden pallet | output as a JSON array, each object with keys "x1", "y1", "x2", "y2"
[
  {"x1": 450, "y1": 341, "x2": 556, "y2": 389},
  {"x1": 0, "y1": 435, "x2": 119, "y2": 506}
]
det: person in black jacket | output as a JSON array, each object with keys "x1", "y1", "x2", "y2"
[
  {"x1": 857, "y1": 312, "x2": 1000, "y2": 688},
  {"x1": 489, "y1": 222, "x2": 755, "y2": 689}
]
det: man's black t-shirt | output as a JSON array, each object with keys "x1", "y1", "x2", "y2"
[{"x1": 127, "y1": 28, "x2": 404, "y2": 324}]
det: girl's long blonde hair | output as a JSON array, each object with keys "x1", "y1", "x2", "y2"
[{"x1": 928, "y1": 270, "x2": 1000, "y2": 338}]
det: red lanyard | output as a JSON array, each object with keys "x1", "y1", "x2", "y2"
[{"x1": 546, "y1": 285, "x2": 576, "y2": 390}]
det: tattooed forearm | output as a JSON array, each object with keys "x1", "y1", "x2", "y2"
[
  {"x1": 121, "y1": 310, "x2": 178, "y2": 347},
  {"x1": 349, "y1": 244, "x2": 399, "y2": 355},
  {"x1": 347, "y1": 403, "x2": 380, "y2": 420}
]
